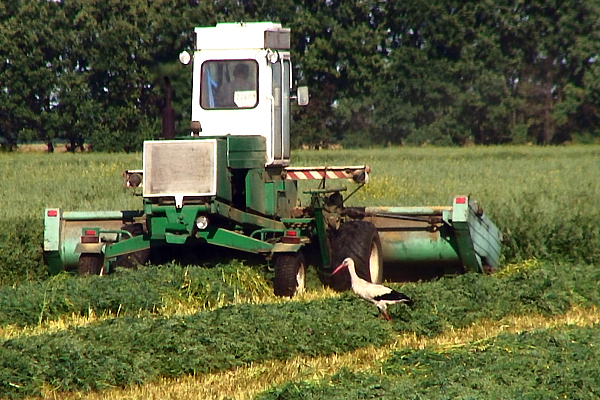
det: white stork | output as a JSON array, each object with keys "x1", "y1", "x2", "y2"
[{"x1": 332, "y1": 257, "x2": 413, "y2": 321}]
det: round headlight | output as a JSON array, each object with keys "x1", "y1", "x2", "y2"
[
  {"x1": 179, "y1": 51, "x2": 191, "y2": 65},
  {"x1": 195, "y1": 216, "x2": 209, "y2": 230},
  {"x1": 266, "y1": 49, "x2": 280, "y2": 64},
  {"x1": 127, "y1": 173, "x2": 142, "y2": 187}
]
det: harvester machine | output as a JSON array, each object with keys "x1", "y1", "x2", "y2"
[{"x1": 43, "y1": 22, "x2": 502, "y2": 296}]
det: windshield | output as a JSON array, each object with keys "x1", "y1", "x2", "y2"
[{"x1": 200, "y1": 60, "x2": 258, "y2": 109}]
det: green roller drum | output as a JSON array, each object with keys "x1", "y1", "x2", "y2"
[
  {"x1": 43, "y1": 209, "x2": 145, "y2": 273},
  {"x1": 360, "y1": 196, "x2": 502, "y2": 279}
]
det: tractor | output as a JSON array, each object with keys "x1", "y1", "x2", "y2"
[{"x1": 43, "y1": 22, "x2": 502, "y2": 296}]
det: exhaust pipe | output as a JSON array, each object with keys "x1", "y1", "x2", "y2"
[{"x1": 162, "y1": 76, "x2": 175, "y2": 139}]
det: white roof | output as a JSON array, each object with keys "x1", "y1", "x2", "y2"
[{"x1": 195, "y1": 22, "x2": 287, "y2": 51}]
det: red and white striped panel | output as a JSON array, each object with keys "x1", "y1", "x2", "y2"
[{"x1": 284, "y1": 165, "x2": 370, "y2": 181}]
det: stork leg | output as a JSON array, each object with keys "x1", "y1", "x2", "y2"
[{"x1": 380, "y1": 309, "x2": 392, "y2": 321}]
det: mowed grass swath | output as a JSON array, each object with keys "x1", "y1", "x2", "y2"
[
  {"x1": 1, "y1": 145, "x2": 600, "y2": 399},
  {"x1": 3, "y1": 259, "x2": 600, "y2": 399}
]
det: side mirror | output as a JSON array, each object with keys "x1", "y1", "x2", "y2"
[{"x1": 297, "y1": 86, "x2": 309, "y2": 106}]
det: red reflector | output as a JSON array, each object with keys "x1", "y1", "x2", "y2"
[
  {"x1": 455, "y1": 197, "x2": 467, "y2": 204},
  {"x1": 285, "y1": 230, "x2": 297, "y2": 237},
  {"x1": 47, "y1": 210, "x2": 58, "y2": 217},
  {"x1": 281, "y1": 236, "x2": 301, "y2": 244},
  {"x1": 84, "y1": 230, "x2": 97, "y2": 236},
  {"x1": 81, "y1": 236, "x2": 99, "y2": 243}
]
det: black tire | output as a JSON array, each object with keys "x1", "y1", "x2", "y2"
[
  {"x1": 330, "y1": 221, "x2": 383, "y2": 291},
  {"x1": 274, "y1": 252, "x2": 306, "y2": 297},
  {"x1": 114, "y1": 223, "x2": 150, "y2": 270},
  {"x1": 78, "y1": 253, "x2": 105, "y2": 276}
]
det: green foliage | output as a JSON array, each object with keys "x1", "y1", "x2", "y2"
[
  {"x1": 258, "y1": 324, "x2": 600, "y2": 400},
  {"x1": 3, "y1": 1, "x2": 600, "y2": 148},
  {"x1": 0, "y1": 218, "x2": 46, "y2": 286},
  {"x1": 0, "y1": 0, "x2": 210, "y2": 152}
]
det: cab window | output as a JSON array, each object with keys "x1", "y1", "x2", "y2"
[{"x1": 200, "y1": 60, "x2": 258, "y2": 109}]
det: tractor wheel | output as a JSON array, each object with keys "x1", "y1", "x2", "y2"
[
  {"x1": 78, "y1": 253, "x2": 105, "y2": 276},
  {"x1": 274, "y1": 252, "x2": 306, "y2": 297},
  {"x1": 114, "y1": 223, "x2": 150, "y2": 270},
  {"x1": 330, "y1": 221, "x2": 383, "y2": 291}
]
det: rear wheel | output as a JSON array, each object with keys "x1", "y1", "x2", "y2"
[
  {"x1": 114, "y1": 223, "x2": 150, "y2": 270},
  {"x1": 330, "y1": 221, "x2": 383, "y2": 291},
  {"x1": 78, "y1": 253, "x2": 105, "y2": 276},
  {"x1": 274, "y1": 252, "x2": 306, "y2": 297}
]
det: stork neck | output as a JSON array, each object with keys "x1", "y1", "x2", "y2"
[
  {"x1": 347, "y1": 262, "x2": 360, "y2": 287},
  {"x1": 347, "y1": 262, "x2": 356, "y2": 278}
]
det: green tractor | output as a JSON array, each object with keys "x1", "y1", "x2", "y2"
[{"x1": 43, "y1": 22, "x2": 502, "y2": 296}]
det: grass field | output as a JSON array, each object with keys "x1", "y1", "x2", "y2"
[{"x1": 0, "y1": 144, "x2": 599, "y2": 399}]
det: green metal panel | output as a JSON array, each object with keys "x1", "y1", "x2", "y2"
[
  {"x1": 196, "y1": 226, "x2": 273, "y2": 253},
  {"x1": 469, "y1": 213, "x2": 502, "y2": 269},
  {"x1": 451, "y1": 199, "x2": 482, "y2": 273},
  {"x1": 60, "y1": 225, "x2": 83, "y2": 269},
  {"x1": 311, "y1": 195, "x2": 331, "y2": 269},
  {"x1": 264, "y1": 181, "x2": 276, "y2": 216},
  {"x1": 44, "y1": 208, "x2": 61, "y2": 251},
  {"x1": 44, "y1": 208, "x2": 147, "y2": 273},
  {"x1": 451, "y1": 198, "x2": 502, "y2": 271},
  {"x1": 276, "y1": 179, "x2": 297, "y2": 219},
  {"x1": 44, "y1": 251, "x2": 63, "y2": 275},
  {"x1": 245, "y1": 169, "x2": 268, "y2": 215},
  {"x1": 105, "y1": 235, "x2": 151, "y2": 258},
  {"x1": 46, "y1": 209, "x2": 145, "y2": 271},
  {"x1": 211, "y1": 200, "x2": 285, "y2": 230},
  {"x1": 245, "y1": 169, "x2": 297, "y2": 218},
  {"x1": 227, "y1": 136, "x2": 267, "y2": 169},
  {"x1": 215, "y1": 139, "x2": 232, "y2": 202},
  {"x1": 146, "y1": 204, "x2": 210, "y2": 239},
  {"x1": 145, "y1": 203, "x2": 210, "y2": 214}
]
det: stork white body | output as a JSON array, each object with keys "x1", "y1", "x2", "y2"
[{"x1": 332, "y1": 258, "x2": 413, "y2": 320}]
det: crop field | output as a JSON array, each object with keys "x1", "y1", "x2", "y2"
[{"x1": 0, "y1": 145, "x2": 599, "y2": 399}]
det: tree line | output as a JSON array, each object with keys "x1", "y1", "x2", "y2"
[{"x1": 1, "y1": 0, "x2": 600, "y2": 151}]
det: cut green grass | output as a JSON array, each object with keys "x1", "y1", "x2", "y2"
[
  {"x1": 0, "y1": 261, "x2": 337, "y2": 335},
  {"x1": 1, "y1": 294, "x2": 393, "y2": 398},
  {"x1": 29, "y1": 306, "x2": 600, "y2": 400},
  {"x1": 257, "y1": 317, "x2": 600, "y2": 400},
  {"x1": 3, "y1": 259, "x2": 600, "y2": 398}
]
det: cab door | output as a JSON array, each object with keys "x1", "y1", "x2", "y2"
[{"x1": 271, "y1": 58, "x2": 291, "y2": 164}]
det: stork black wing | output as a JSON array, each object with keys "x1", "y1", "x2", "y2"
[{"x1": 374, "y1": 290, "x2": 414, "y2": 306}]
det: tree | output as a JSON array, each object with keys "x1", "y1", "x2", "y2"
[
  {"x1": 3, "y1": 0, "x2": 600, "y2": 150},
  {"x1": 0, "y1": 1, "x2": 66, "y2": 151}
]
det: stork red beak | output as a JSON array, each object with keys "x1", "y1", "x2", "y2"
[{"x1": 331, "y1": 263, "x2": 347, "y2": 275}]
